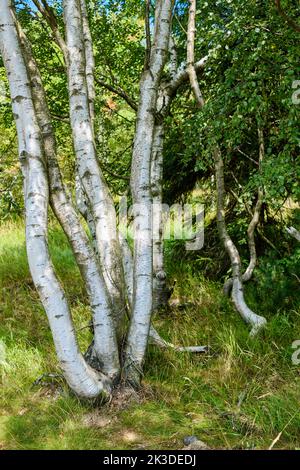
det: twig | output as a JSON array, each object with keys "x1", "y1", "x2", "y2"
[{"x1": 95, "y1": 78, "x2": 138, "y2": 111}]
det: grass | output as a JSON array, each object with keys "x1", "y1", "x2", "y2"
[{"x1": 0, "y1": 219, "x2": 300, "y2": 449}]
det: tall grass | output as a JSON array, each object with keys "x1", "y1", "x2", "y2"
[{"x1": 0, "y1": 219, "x2": 300, "y2": 449}]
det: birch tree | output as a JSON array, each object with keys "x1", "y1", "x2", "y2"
[
  {"x1": 186, "y1": 0, "x2": 266, "y2": 336},
  {"x1": 0, "y1": 0, "x2": 206, "y2": 398}
]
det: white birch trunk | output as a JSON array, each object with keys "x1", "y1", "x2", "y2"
[
  {"x1": 124, "y1": 0, "x2": 174, "y2": 385},
  {"x1": 17, "y1": 24, "x2": 120, "y2": 379},
  {"x1": 80, "y1": 0, "x2": 95, "y2": 124},
  {"x1": 187, "y1": 0, "x2": 205, "y2": 107},
  {"x1": 214, "y1": 148, "x2": 267, "y2": 336},
  {"x1": 119, "y1": 231, "x2": 134, "y2": 307},
  {"x1": 0, "y1": 0, "x2": 111, "y2": 398},
  {"x1": 119, "y1": 231, "x2": 206, "y2": 353},
  {"x1": 63, "y1": 0, "x2": 126, "y2": 329},
  {"x1": 151, "y1": 123, "x2": 167, "y2": 310}
]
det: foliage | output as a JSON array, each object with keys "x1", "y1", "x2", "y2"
[{"x1": 0, "y1": 0, "x2": 300, "y2": 449}]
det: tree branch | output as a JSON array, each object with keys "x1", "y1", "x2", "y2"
[
  {"x1": 167, "y1": 56, "x2": 207, "y2": 97},
  {"x1": 286, "y1": 226, "x2": 300, "y2": 242},
  {"x1": 274, "y1": 0, "x2": 300, "y2": 33},
  {"x1": 95, "y1": 77, "x2": 138, "y2": 111},
  {"x1": 144, "y1": 0, "x2": 151, "y2": 70},
  {"x1": 187, "y1": 0, "x2": 205, "y2": 107},
  {"x1": 32, "y1": 0, "x2": 69, "y2": 66}
]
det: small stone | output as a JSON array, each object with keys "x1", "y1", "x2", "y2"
[
  {"x1": 182, "y1": 436, "x2": 210, "y2": 450},
  {"x1": 183, "y1": 435, "x2": 198, "y2": 446}
]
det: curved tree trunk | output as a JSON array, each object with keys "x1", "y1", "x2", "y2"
[
  {"x1": 63, "y1": 0, "x2": 126, "y2": 332},
  {"x1": 185, "y1": 3, "x2": 266, "y2": 336},
  {"x1": 224, "y1": 127, "x2": 265, "y2": 295},
  {"x1": 17, "y1": 22, "x2": 120, "y2": 380},
  {"x1": 214, "y1": 148, "x2": 267, "y2": 336},
  {"x1": 0, "y1": 0, "x2": 111, "y2": 398}
]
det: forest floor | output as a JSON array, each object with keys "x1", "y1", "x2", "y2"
[{"x1": 1, "y1": 219, "x2": 300, "y2": 450}]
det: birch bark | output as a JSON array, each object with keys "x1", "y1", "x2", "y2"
[
  {"x1": 63, "y1": 0, "x2": 126, "y2": 330},
  {"x1": 0, "y1": 0, "x2": 111, "y2": 397},
  {"x1": 214, "y1": 148, "x2": 267, "y2": 336},
  {"x1": 124, "y1": 0, "x2": 174, "y2": 385},
  {"x1": 151, "y1": 122, "x2": 167, "y2": 310},
  {"x1": 17, "y1": 23, "x2": 120, "y2": 379},
  {"x1": 187, "y1": 0, "x2": 205, "y2": 107}
]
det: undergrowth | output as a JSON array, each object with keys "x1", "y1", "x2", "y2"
[{"x1": 0, "y1": 219, "x2": 300, "y2": 449}]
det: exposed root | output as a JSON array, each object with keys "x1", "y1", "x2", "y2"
[{"x1": 107, "y1": 383, "x2": 153, "y2": 411}]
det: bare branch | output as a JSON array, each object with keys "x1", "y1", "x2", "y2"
[
  {"x1": 144, "y1": 0, "x2": 151, "y2": 70},
  {"x1": 95, "y1": 77, "x2": 138, "y2": 111},
  {"x1": 187, "y1": 0, "x2": 205, "y2": 107},
  {"x1": 149, "y1": 326, "x2": 208, "y2": 353},
  {"x1": 51, "y1": 113, "x2": 69, "y2": 123},
  {"x1": 32, "y1": 0, "x2": 69, "y2": 66}
]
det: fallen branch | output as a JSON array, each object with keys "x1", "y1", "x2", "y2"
[{"x1": 149, "y1": 326, "x2": 208, "y2": 353}]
